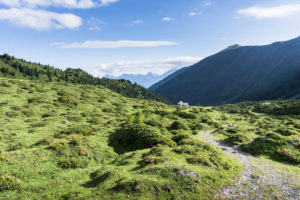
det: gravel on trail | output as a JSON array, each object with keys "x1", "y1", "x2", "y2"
[{"x1": 198, "y1": 130, "x2": 300, "y2": 200}]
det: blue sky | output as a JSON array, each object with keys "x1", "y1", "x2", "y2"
[{"x1": 1, "y1": 0, "x2": 300, "y2": 77}]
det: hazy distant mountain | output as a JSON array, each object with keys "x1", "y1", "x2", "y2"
[
  {"x1": 105, "y1": 68, "x2": 178, "y2": 88},
  {"x1": 151, "y1": 37, "x2": 300, "y2": 106}
]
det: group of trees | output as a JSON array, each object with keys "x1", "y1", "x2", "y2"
[{"x1": 0, "y1": 54, "x2": 170, "y2": 104}]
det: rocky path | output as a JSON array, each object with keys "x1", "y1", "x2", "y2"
[{"x1": 198, "y1": 130, "x2": 300, "y2": 200}]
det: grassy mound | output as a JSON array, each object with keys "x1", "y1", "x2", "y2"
[{"x1": 109, "y1": 123, "x2": 175, "y2": 154}]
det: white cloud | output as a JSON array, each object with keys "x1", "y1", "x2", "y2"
[
  {"x1": 189, "y1": 12, "x2": 197, "y2": 16},
  {"x1": 189, "y1": 11, "x2": 202, "y2": 16},
  {"x1": 237, "y1": 4, "x2": 300, "y2": 19},
  {"x1": 88, "y1": 56, "x2": 202, "y2": 77},
  {"x1": 162, "y1": 17, "x2": 174, "y2": 21},
  {"x1": 0, "y1": 8, "x2": 82, "y2": 30},
  {"x1": 131, "y1": 20, "x2": 143, "y2": 25},
  {"x1": 0, "y1": 0, "x2": 20, "y2": 7},
  {"x1": 0, "y1": 0, "x2": 119, "y2": 9},
  {"x1": 87, "y1": 17, "x2": 104, "y2": 31},
  {"x1": 51, "y1": 40, "x2": 178, "y2": 49},
  {"x1": 204, "y1": 0, "x2": 212, "y2": 7}
]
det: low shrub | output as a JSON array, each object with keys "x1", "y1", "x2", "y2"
[
  {"x1": 277, "y1": 128, "x2": 297, "y2": 136},
  {"x1": 44, "y1": 135, "x2": 91, "y2": 168},
  {"x1": 61, "y1": 191, "x2": 87, "y2": 200},
  {"x1": 86, "y1": 117, "x2": 100, "y2": 124},
  {"x1": 68, "y1": 135, "x2": 86, "y2": 146},
  {"x1": 223, "y1": 134, "x2": 250, "y2": 146},
  {"x1": 0, "y1": 82, "x2": 12, "y2": 88},
  {"x1": 60, "y1": 125, "x2": 94, "y2": 136},
  {"x1": 57, "y1": 96, "x2": 79, "y2": 106},
  {"x1": 146, "y1": 118, "x2": 164, "y2": 128},
  {"x1": 5, "y1": 111, "x2": 20, "y2": 118},
  {"x1": 58, "y1": 156, "x2": 89, "y2": 169},
  {"x1": 0, "y1": 151, "x2": 6, "y2": 161},
  {"x1": 66, "y1": 114, "x2": 82, "y2": 122},
  {"x1": 170, "y1": 121, "x2": 188, "y2": 130},
  {"x1": 22, "y1": 109, "x2": 38, "y2": 117},
  {"x1": 154, "y1": 110, "x2": 170, "y2": 116},
  {"x1": 28, "y1": 97, "x2": 47, "y2": 104},
  {"x1": 174, "y1": 145, "x2": 199, "y2": 155},
  {"x1": 0, "y1": 175, "x2": 21, "y2": 191},
  {"x1": 276, "y1": 147, "x2": 300, "y2": 164},
  {"x1": 186, "y1": 155, "x2": 212, "y2": 166},
  {"x1": 172, "y1": 131, "x2": 190, "y2": 143},
  {"x1": 7, "y1": 141, "x2": 24, "y2": 151},
  {"x1": 174, "y1": 111, "x2": 197, "y2": 119},
  {"x1": 10, "y1": 106, "x2": 21, "y2": 111},
  {"x1": 109, "y1": 123, "x2": 174, "y2": 153},
  {"x1": 31, "y1": 121, "x2": 46, "y2": 128}
]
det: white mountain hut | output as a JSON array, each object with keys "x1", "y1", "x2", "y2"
[{"x1": 178, "y1": 101, "x2": 189, "y2": 107}]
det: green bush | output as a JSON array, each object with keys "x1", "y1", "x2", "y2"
[
  {"x1": 109, "y1": 124, "x2": 174, "y2": 153},
  {"x1": 0, "y1": 82, "x2": 12, "y2": 87},
  {"x1": 172, "y1": 131, "x2": 190, "y2": 143},
  {"x1": 0, "y1": 151, "x2": 6, "y2": 161},
  {"x1": 28, "y1": 97, "x2": 47, "y2": 104},
  {"x1": 174, "y1": 145, "x2": 198, "y2": 155},
  {"x1": 186, "y1": 155, "x2": 212, "y2": 166},
  {"x1": 170, "y1": 121, "x2": 188, "y2": 130},
  {"x1": 44, "y1": 136, "x2": 67, "y2": 152},
  {"x1": 5, "y1": 111, "x2": 20, "y2": 117},
  {"x1": 66, "y1": 114, "x2": 82, "y2": 122},
  {"x1": 223, "y1": 134, "x2": 250, "y2": 146},
  {"x1": 68, "y1": 135, "x2": 86, "y2": 146},
  {"x1": 10, "y1": 106, "x2": 21, "y2": 111},
  {"x1": 276, "y1": 147, "x2": 300, "y2": 163},
  {"x1": 174, "y1": 111, "x2": 197, "y2": 119},
  {"x1": 58, "y1": 156, "x2": 89, "y2": 169},
  {"x1": 277, "y1": 128, "x2": 297, "y2": 136},
  {"x1": 146, "y1": 118, "x2": 164, "y2": 128},
  {"x1": 61, "y1": 191, "x2": 87, "y2": 200},
  {"x1": 22, "y1": 109, "x2": 38, "y2": 117},
  {"x1": 7, "y1": 141, "x2": 24, "y2": 151},
  {"x1": 31, "y1": 121, "x2": 46, "y2": 128},
  {"x1": 57, "y1": 96, "x2": 79, "y2": 106},
  {"x1": 0, "y1": 175, "x2": 21, "y2": 191}
]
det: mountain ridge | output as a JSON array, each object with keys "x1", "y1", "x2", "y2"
[{"x1": 151, "y1": 36, "x2": 300, "y2": 106}]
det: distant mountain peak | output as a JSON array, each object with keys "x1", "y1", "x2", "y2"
[
  {"x1": 224, "y1": 44, "x2": 241, "y2": 51},
  {"x1": 104, "y1": 68, "x2": 179, "y2": 88}
]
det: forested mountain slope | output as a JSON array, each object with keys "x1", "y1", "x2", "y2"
[{"x1": 0, "y1": 54, "x2": 169, "y2": 104}]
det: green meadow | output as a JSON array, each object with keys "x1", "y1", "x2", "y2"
[{"x1": 0, "y1": 77, "x2": 299, "y2": 199}]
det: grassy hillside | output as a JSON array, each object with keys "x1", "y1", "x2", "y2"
[
  {"x1": 0, "y1": 77, "x2": 242, "y2": 200},
  {"x1": 152, "y1": 37, "x2": 300, "y2": 106},
  {"x1": 0, "y1": 54, "x2": 170, "y2": 104},
  {"x1": 0, "y1": 77, "x2": 299, "y2": 199}
]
